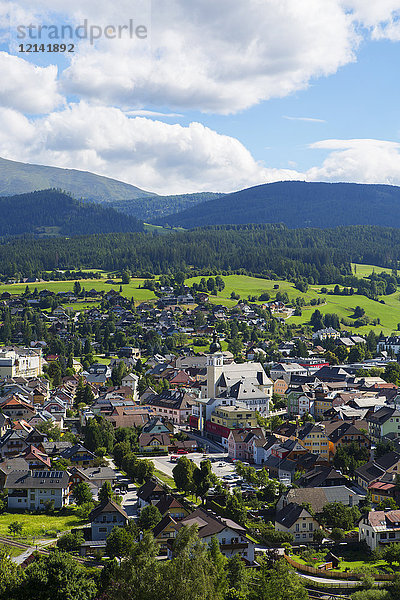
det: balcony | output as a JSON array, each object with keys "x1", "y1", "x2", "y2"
[{"x1": 220, "y1": 542, "x2": 248, "y2": 550}]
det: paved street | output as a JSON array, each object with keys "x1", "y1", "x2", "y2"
[{"x1": 120, "y1": 482, "x2": 138, "y2": 517}]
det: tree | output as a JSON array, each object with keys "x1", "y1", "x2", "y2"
[
  {"x1": 122, "y1": 271, "x2": 131, "y2": 285},
  {"x1": 313, "y1": 528, "x2": 325, "y2": 545},
  {"x1": 19, "y1": 550, "x2": 97, "y2": 600},
  {"x1": 73, "y1": 482, "x2": 93, "y2": 505},
  {"x1": 166, "y1": 524, "x2": 220, "y2": 600},
  {"x1": 0, "y1": 549, "x2": 22, "y2": 599},
  {"x1": 254, "y1": 559, "x2": 309, "y2": 600},
  {"x1": 76, "y1": 501, "x2": 95, "y2": 520},
  {"x1": 376, "y1": 497, "x2": 398, "y2": 511},
  {"x1": 330, "y1": 527, "x2": 345, "y2": 542},
  {"x1": 57, "y1": 530, "x2": 85, "y2": 552},
  {"x1": 375, "y1": 439, "x2": 395, "y2": 459},
  {"x1": 193, "y1": 460, "x2": 213, "y2": 502},
  {"x1": 320, "y1": 501, "x2": 361, "y2": 530},
  {"x1": 107, "y1": 532, "x2": 161, "y2": 600},
  {"x1": 73, "y1": 281, "x2": 81, "y2": 295},
  {"x1": 384, "y1": 362, "x2": 400, "y2": 385},
  {"x1": 106, "y1": 525, "x2": 135, "y2": 561},
  {"x1": 8, "y1": 521, "x2": 22, "y2": 537},
  {"x1": 98, "y1": 481, "x2": 114, "y2": 504},
  {"x1": 333, "y1": 442, "x2": 369, "y2": 475},
  {"x1": 225, "y1": 490, "x2": 247, "y2": 526},
  {"x1": 137, "y1": 505, "x2": 162, "y2": 531},
  {"x1": 173, "y1": 456, "x2": 195, "y2": 494},
  {"x1": 384, "y1": 543, "x2": 400, "y2": 567}
]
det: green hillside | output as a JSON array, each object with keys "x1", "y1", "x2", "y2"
[
  {"x1": 0, "y1": 190, "x2": 144, "y2": 236},
  {"x1": 0, "y1": 156, "x2": 155, "y2": 202}
]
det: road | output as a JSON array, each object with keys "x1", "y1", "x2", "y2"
[{"x1": 106, "y1": 457, "x2": 139, "y2": 518}]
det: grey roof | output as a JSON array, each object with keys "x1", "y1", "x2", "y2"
[
  {"x1": 275, "y1": 502, "x2": 313, "y2": 528},
  {"x1": 6, "y1": 469, "x2": 69, "y2": 489}
]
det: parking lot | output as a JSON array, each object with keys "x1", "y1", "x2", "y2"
[
  {"x1": 149, "y1": 452, "x2": 259, "y2": 494},
  {"x1": 150, "y1": 452, "x2": 237, "y2": 480}
]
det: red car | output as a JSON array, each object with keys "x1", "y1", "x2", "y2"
[{"x1": 176, "y1": 449, "x2": 188, "y2": 454}]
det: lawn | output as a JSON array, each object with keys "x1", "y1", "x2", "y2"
[
  {"x1": 292, "y1": 549, "x2": 391, "y2": 574},
  {"x1": 0, "y1": 543, "x2": 24, "y2": 558},
  {"x1": 0, "y1": 509, "x2": 87, "y2": 540},
  {"x1": 154, "y1": 469, "x2": 176, "y2": 489}
]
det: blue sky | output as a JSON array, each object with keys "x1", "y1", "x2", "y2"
[{"x1": 1, "y1": 1, "x2": 400, "y2": 194}]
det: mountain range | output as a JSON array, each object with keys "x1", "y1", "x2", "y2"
[
  {"x1": 154, "y1": 181, "x2": 400, "y2": 229},
  {"x1": 2, "y1": 158, "x2": 400, "y2": 232}
]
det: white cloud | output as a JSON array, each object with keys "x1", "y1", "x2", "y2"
[
  {"x1": 283, "y1": 116, "x2": 326, "y2": 123},
  {"x1": 342, "y1": 1, "x2": 400, "y2": 40},
  {"x1": 57, "y1": 0, "x2": 358, "y2": 114},
  {"x1": 307, "y1": 139, "x2": 400, "y2": 184},
  {"x1": 0, "y1": 52, "x2": 62, "y2": 113},
  {"x1": 0, "y1": 102, "x2": 303, "y2": 194}
]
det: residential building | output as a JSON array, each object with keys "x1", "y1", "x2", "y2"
[
  {"x1": 360, "y1": 510, "x2": 400, "y2": 550},
  {"x1": 0, "y1": 347, "x2": 43, "y2": 378},
  {"x1": 90, "y1": 499, "x2": 129, "y2": 541},
  {"x1": 6, "y1": 469, "x2": 70, "y2": 510},
  {"x1": 275, "y1": 502, "x2": 320, "y2": 543},
  {"x1": 367, "y1": 406, "x2": 400, "y2": 443},
  {"x1": 355, "y1": 452, "x2": 400, "y2": 491},
  {"x1": 146, "y1": 389, "x2": 194, "y2": 424},
  {"x1": 172, "y1": 507, "x2": 255, "y2": 561}
]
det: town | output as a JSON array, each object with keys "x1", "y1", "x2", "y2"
[{"x1": 1, "y1": 274, "x2": 400, "y2": 599}]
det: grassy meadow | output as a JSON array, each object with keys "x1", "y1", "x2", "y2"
[{"x1": 0, "y1": 262, "x2": 398, "y2": 334}]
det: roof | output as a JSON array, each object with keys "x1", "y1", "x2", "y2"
[
  {"x1": 175, "y1": 507, "x2": 245, "y2": 539},
  {"x1": 155, "y1": 495, "x2": 186, "y2": 515},
  {"x1": 368, "y1": 406, "x2": 400, "y2": 424},
  {"x1": 139, "y1": 432, "x2": 171, "y2": 447},
  {"x1": 5, "y1": 469, "x2": 69, "y2": 489},
  {"x1": 89, "y1": 499, "x2": 128, "y2": 521},
  {"x1": 281, "y1": 486, "x2": 361, "y2": 513},
  {"x1": 146, "y1": 389, "x2": 195, "y2": 411},
  {"x1": 61, "y1": 443, "x2": 95, "y2": 460},
  {"x1": 275, "y1": 502, "x2": 313, "y2": 528},
  {"x1": 152, "y1": 513, "x2": 178, "y2": 537},
  {"x1": 137, "y1": 480, "x2": 165, "y2": 501}
]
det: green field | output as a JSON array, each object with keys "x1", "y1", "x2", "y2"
[
  {"x1": 186, "y1": 273, "x2": 400, "y2": 335},
  {"x1": 1, "y1": 265, "x2": 399, "y2": 335},
  {"x1": 352, "y1": 263, "x2": 392, "y2": 278},
  {"x1": 0, "y1": 510, "x2": 86, "y2": 539},
  {"x1": 0, "y1": 277, "x2": 156, "y2": 303}
]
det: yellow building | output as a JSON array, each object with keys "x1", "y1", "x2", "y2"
[
  {"x1": 298, "y1": 423, "x2": 333, "y2": 461},
  {"x1": 210, "y1": 405, "x2": 258, "y2": 429},
  {"x1": 313, "y1": 397, "x2": 333, "y2": 419}
]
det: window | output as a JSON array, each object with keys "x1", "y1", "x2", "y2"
[
  {"x1": 99, "y1": 527, "x2": 107, "y2": 532},
  {"x1": 389, "y1": 532, "x2": 396, "y2": 539},
  {"x1": 381, "y1": 533, "x2": 387, "y2": 539}
]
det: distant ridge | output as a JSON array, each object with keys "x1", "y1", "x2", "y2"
[
  {"x1": 153, "y1": 181, "x2": 400, "y2": 229},
  {"x1": 0, "y1": 189, "x2": 144, "y2": 236},
  {"x1": 0, "y1": 156, "x2": 155, "y2": 203}
]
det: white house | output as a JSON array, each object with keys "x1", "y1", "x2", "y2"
[
  {"x1": 359, "y1": 510, "x2": 400, "y2": 551},
  {"x1": 6, "y1": 470, "x2": 70, "y2": 510}
]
